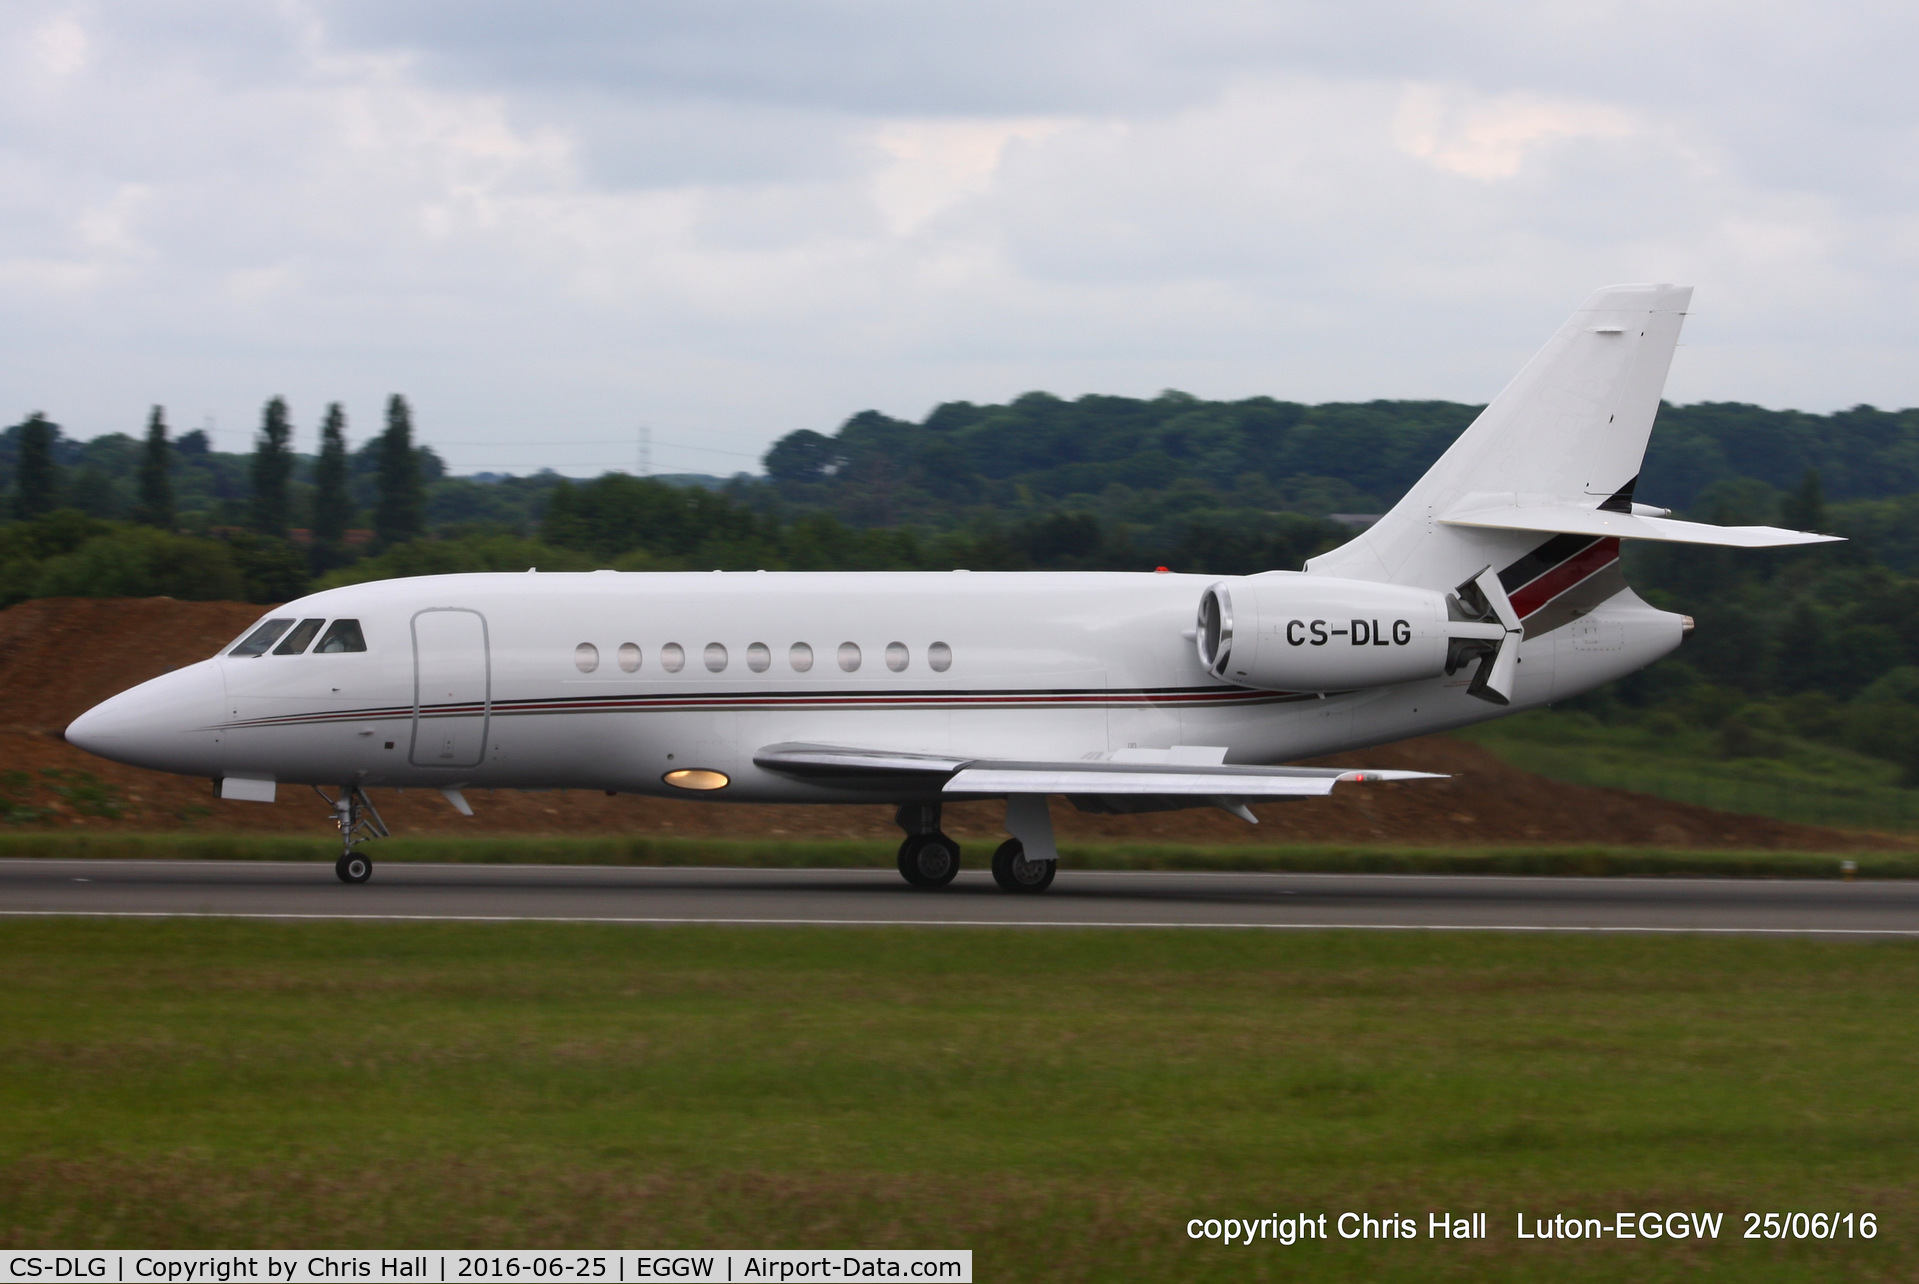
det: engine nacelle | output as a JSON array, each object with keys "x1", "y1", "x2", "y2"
[{"x1": 1196, "y1": 573, "x2": 1452, "y2": 692}]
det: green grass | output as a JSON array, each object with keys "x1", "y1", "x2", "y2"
[
  {"x1": 0, "y1": 830, "x2": 1906, "y2": 877},
  {"x1": 1459, "y1": 711, "x2": 1919, "y2": 833},
  {"x1": 1, "y1": 920, "x2": 1913, "y2": 1280}
]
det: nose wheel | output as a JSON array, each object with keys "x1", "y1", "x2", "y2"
[{"x1": 316, "y1": 783, "x2": 388, "y2": 885}]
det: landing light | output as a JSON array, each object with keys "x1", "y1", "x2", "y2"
[{"x1": 663, "y1": 769, "x2": 730, "y2": 791}]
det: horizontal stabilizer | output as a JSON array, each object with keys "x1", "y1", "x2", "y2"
[{"x1": 1441, "y1": 504, "x2": 1841, "y2": 548}]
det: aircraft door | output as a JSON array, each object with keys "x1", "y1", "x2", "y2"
[{"x1": 410, "y1": 609, "x2": 491, "y2": 768}]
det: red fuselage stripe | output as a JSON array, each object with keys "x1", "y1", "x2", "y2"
[
  {"x1": 214, "y1": 686, "x2": 1307, "y2": 730},
  {"x1": 1509, "y1": 538, "x2": 1620, "y2": 618}
]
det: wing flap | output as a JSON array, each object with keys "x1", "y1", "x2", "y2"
[
  {"x1": 756, "y1": 742, "x2": 1444, "y2": 797},
  {"x1": 946, "y1": 766, "x2": 1437, "y2": 797}
]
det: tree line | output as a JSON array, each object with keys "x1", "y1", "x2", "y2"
[
  {"x1": 757, "y1": 393, "x2": 1919, "y2": 529},
  {"x1": 5, "y1": 396, "x2": 429, "y2": 551},
  {"x1": 1, "y1": 395, "x2": 440, "y2": 604},
  {"x1": 15, "y1": 390, "x2": 1919, "y2": 573}
]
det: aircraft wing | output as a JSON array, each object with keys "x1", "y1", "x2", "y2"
[{"x1": 753, "y1": 743, "x2": 1441, "y2": 798}]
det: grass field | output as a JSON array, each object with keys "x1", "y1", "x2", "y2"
[
  {"x1": 1, "y1": 919, "x2": 1913, "y2": 1281},
  {"x1": 0, "y1": 830, "x2": 1904, "y2": 877},
  {"x1": 1460, "y1": 711, "x2": 1919, "y2": 833}
]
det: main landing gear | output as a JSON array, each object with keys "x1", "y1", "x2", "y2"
[
  {"x1": 316, "y1": 783, "x2": 388, "y2": 884},
  {"x1": 893, "y1": 800, "x2": 1060, "y2": 893},
  {"x1": 894, "y1": 803, "x2": 961, "y2": 888},
  {"x1": 991, "y1": 839, "x2": 1056, "y2": 894},
  {"x1": 993, "y1": 794, "x2": 1059, "y2": 894}
]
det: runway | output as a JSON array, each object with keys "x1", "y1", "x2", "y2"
[{"x1": 4, "y1": 859, "x2": 1919, "y2": 934}]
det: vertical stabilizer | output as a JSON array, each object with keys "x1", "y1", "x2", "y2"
[{"x1": 1308, "y1": 284, "x2": 1692, "y2": 593}]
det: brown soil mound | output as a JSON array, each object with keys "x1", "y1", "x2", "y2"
[{"x1": 1, "y1": 597, "x2": 1901, "y2": 850}]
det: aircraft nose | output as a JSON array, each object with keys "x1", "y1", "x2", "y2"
[{"x1": 65, "y1": 661, "x2": 227, "y2": 773}]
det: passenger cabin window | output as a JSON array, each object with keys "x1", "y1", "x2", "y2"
[
  {"x1": 231, "y1": 618, "x2": 295, "y2": 656},
  {"x1": 273, "y1": 618, "x2": 325, "y2": 655},
  {"x1": 885, "y1": 642, "x2": 909, "y2": 672},
  {"x1": 575, "y1": 643, "x2": 600, "y2": 673},
  {"x1": 928, "y1": 641, "x2": 953, "y2": 673},
  {"x1": 789, "y1": 642, "x2": 813, "y2": 672},
  {"x1": 314, "y1": 619, "x2": 368, "y2": 653},
  {"x1": 661, "y1": 643, "x2": 686, "y2": 673},
  {"x1": 618, "y1": 643, "x2": 642, "y2": 672}
]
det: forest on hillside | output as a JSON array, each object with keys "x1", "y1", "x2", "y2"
[
  {"x1": 755, "y1": 393, "x2": 1919, "y2": 538},
  {"x1": 11, "y1": 391, "x2": 1919, "y2": 564},
  {"x1": 10, "y1": 391, "x2": 1919, "y2": 787}
]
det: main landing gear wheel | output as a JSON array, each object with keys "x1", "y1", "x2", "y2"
[
  {"x1": 335, "y1": 851, "x2": 372, "y2": 884},
  {"x1": 897, "y1": 833, "x2": 961, "y2": 888},
  {"x1": 992, "y1": 839, "x2": 1055, "y2": 894}
]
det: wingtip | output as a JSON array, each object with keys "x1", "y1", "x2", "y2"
[{"x1": 1337, "y1": 770, "x2": 1449, "y2": 783}]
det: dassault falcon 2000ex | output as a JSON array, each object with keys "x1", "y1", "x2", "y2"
[{"x1": 67, "y1": 284, "x2": 1839, "y2": 891}]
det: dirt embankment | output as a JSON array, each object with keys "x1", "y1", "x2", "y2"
[{"x1": 1, "y1": 596, "x2": 1901, "y2": 850}]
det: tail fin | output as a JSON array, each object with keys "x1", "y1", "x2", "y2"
[{"x1": 1308, "y1": 285, "x2": 1836, "y2": 611}]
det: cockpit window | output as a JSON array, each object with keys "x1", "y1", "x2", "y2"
[
  {"x1": 314, "y1": 619, "x2": 367, "y2": 653},
  {"x1": 230, "y1": 618, "x2": 295, "y2": 657},
  {"x1": 273, "y1": 618, "x2": 325, "y2": 655}
]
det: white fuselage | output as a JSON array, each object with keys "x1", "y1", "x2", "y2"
[{"x1": 66, "y1": 569, "x2": 1683, "y2": 803}]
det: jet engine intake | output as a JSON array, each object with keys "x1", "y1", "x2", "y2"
[{"x1": 1196, "y1": 575, "x2": 1453, "y2": 692}]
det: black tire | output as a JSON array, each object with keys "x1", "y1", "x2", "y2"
[
  {"x1": 896, "y1": 834, "x2": 961, "y2": 888},
  {"x1": 991, "y1": 839, "x2": 1056, "y2": 893},
  {"x1": 335, "y1": 852, "x2": 372, "y2": 884}
]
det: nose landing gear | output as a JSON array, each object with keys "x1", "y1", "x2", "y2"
[{"x1": 315, "y1": 784, "x2": 388, "y2": 884}]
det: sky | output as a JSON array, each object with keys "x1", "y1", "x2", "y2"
[{"x1": 3, "y1": 1, "x2": 1916, "y2": 477}]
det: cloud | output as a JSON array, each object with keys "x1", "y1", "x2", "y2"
[
  {"x1": 30, "y1": 16, "x2": 87, "y2": 76},
  {"x1": 872, "y1": 118, "x2": 1073, "y2": 235},
  {"x1": 1392, "y1": 86, "x2": 1637, "y2": 182},
  {"x1": 0, "y1": 0, "x2": 1916, "y2": 474}
]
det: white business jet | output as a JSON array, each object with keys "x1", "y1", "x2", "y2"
[{"x1": 66, "y1": 285, "x2": 1837, "y2": 890}]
